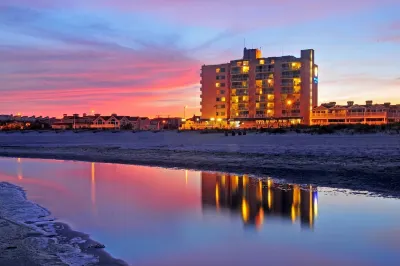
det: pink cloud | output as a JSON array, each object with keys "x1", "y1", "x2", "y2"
[{"x1": 0, "y1": 45, "x2": 201, "y2": 117}]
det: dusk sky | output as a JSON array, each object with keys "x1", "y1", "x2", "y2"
[{"x1": 0, "y1": 0, "x2": 399, "y2": 118}]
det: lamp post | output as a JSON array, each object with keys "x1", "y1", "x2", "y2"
[{"x1": 286, "y1": 100, "x2": 292, "y2": 126}]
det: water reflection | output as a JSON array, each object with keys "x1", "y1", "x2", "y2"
[
  {"x1": 201, "y1": 172, "x2": 318, "y2": 229},
  {"x1": 17, "y1": 157, "x2": 23, "y2": 180},
  {"x1": 1, "y1": 157, "x2": 400, "y2": 265}
]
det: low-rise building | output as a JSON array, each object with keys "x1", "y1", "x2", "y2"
[{"x1": 311, "y1": 101, "x2": 400, "y2": 125}]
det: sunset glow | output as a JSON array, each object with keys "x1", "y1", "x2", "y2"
[{"x1": 0, "y1": 0, "x2": 399, "y2": 117}]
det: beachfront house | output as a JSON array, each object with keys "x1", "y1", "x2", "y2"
[{"x1": 139, "y1": 117, "x2": 150, "y2": 130}]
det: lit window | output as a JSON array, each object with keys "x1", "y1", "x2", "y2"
[
  {"x1": 216, "y1": 68, "x2": 220, "y2": 73},
  {"x1": 259, "y1": 59, "x2": 265, "y2": 65},
  {"x1": 243, "y1": 61, "x2": 249, "y2": 66},
  {"x1": 242, "y1": 66, "x2": 249, "y2": 73},
  {"x1": 216, "y1": 83, "x2": 220, "y2": 87},
  {"x1": 314, "y1": 66, "x2": 318, "y2": 77},
  {"x1": 221, "y1": 97, "x2": 226, "y2": 102}
]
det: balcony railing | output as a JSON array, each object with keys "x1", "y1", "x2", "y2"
[{"x1": 311, "y1": 112, "x2": 388, "y2": 118}]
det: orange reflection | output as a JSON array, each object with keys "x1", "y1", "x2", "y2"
[
  {"x1": 201, "y1": 173, "x2": 318, "y2": 229},
  {"x1": 255, "y1": 207, "x2": 264, "y2": 230},
  {"x1": 185, "y1": 170, "x2": 188, "y2": 185},
  {"x1": 17, "y1": 158, "x2": 23, "y2": 180},
  {"x1": 256, "y1": 180, "x2": 263, "y2": 202},
  {"x1": 241, "y1": 198, "x2": 249, "y2": 222},
  {"x1": 215, "y1": 183, "x2": 220, "y2": 211},
  {"x1": 91, "y1": 162, "x2": 96, "y2": 205},
  {"x1": 232, "y1": 175, "x2": 239, "y2": 191},
  {"x1": 268, "y1": 188, "x2": 273, "y2": 210}
]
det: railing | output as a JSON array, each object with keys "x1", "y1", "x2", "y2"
[{"x1": 311, "y1": 112, "x2": 388, "y2": 118}]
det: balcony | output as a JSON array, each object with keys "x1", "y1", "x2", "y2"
[
  {"x1": 282, "y1": 71, "x2": 301, "y2": 79},
  {"x1": 311, "y1": 112, "x2": 388, "y2": 118},
  {"x1": 231, "y1": 74, "x2": 249, "y2": 82},
  {"x1": 255, "y1": 65, "x2": 274, "y2": 73},
  {"x1": 282, "y1": 62, "x2": 301, "y2": 71},
  {"x1": 231, "y1": 66, "x2": 250, "y2": 75},
  {"x1": 256, "y1": 73, "x2": 274, "y2": 80}
]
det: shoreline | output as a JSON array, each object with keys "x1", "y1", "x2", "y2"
[
  {"x1": 0, "y1": 145, "x2": 399, "y2": 198},
  {"x1": 0, "y1": 182, "x2": 127, "y2": 266}
]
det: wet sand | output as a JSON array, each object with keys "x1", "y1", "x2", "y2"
[{"x1": 0, "y1": 182, "x2": 127, "y2": 266}]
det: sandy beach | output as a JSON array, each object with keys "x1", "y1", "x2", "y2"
[
  {"x1": 0, "y1": 182, "x2": 127, "y2": 266},
  {"x1": 0, "y1": 131, "x2": 399, "y2": 197}
]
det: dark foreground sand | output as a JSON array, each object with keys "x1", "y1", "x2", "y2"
[{"x1": 0, "y1": 182, "x2": 127, "y2": 266}]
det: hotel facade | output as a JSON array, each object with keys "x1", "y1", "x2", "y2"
[{"x1": 200, "y1": 48, "x2": 318, "y2": 125}]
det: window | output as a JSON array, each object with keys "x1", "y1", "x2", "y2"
[
  {"x1": 216, "y1": 76, "x2": 220, "y2": 80},
  {"x1": 216, "y1": 97, "x2": 221, "y2": 102},
  {"x1": 216, "y1": 68, "x2": 220, "y2": 73},
  {"x1": 220, "y1": 75, "x2": 225, "y2": 80},
  {"x1": 243, "y1": 61, "x2": 249, "y2": 66},
  {"x1": 221, "y1": 97, "x2": 226, "y2": 102},
  {"x1": 216, "y1": 83, "x2": 221, "y2": 87},
  {"x1": 220, "y1": 83, "x2": 225, "y2": 87},
  {"x1": 220, "y1": 67, "x2": 225, "y2": 73},
  {"x1": 221, "y1": 112, "x2": 226, "y2": 116},
  {"x1": 220, "y1": 90, "x2": 225, "y2": 94},
  {"x1": 259, "y1": 59, "x2": 265, "y2": 65},
  {"x1": 242, "y1": 66, "x2": 249, "y2": 73}
]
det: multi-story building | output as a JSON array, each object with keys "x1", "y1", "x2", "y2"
[
  {"x1": 311, "y1": 101, "x2": 400, "y2": 125},
  {"x1": 200, "y1": 48, "x2": 318, "y2": 125}
]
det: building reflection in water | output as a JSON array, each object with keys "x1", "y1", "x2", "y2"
[{"x1": 201, "y1": 172, "x2": 318, "y2": 229}]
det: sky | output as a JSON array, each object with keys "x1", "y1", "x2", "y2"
[{"x1": 0, "y1": 0, "x2": 399, "y2": 118}]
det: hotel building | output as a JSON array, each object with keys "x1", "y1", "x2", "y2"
[{"x1": 200, "y1": 48, "x2": 318, "y2": 125}]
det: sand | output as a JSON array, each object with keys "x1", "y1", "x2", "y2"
[{"x1": 0, "y1": 182, "x2": 127, "y2": 266}]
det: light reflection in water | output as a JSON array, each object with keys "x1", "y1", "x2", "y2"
[
  {"x1": 1, "y1": 157, "x2": 399, "y2": 265},
  {"x1": 202, "y1": 172, "x2": 318, "y2": 229},
  {"x1": 17, "y1": 157, "x2": 23, "y2": 180},
  {"x1": 91, "y1": 162, "x2": 96, "y2": 205}
]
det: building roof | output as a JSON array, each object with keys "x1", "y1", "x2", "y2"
[{"x1": 127, "y1": 116, "x2": 140, "y2": 121}]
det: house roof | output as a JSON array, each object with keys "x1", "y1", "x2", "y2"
[{"x1": 127, "y1": 116, "x2": 139, "y2": 121}]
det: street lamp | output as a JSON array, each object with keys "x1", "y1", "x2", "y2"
[
  {"x1": 210, "y1": 117, "x2": 215, "y2": 128},
  {"x1": 286, "y1": 100, "x2": 292, "y2": 116},
  {"x1": 286, "y1": 100, "x2": 293, "y2": 125}
]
